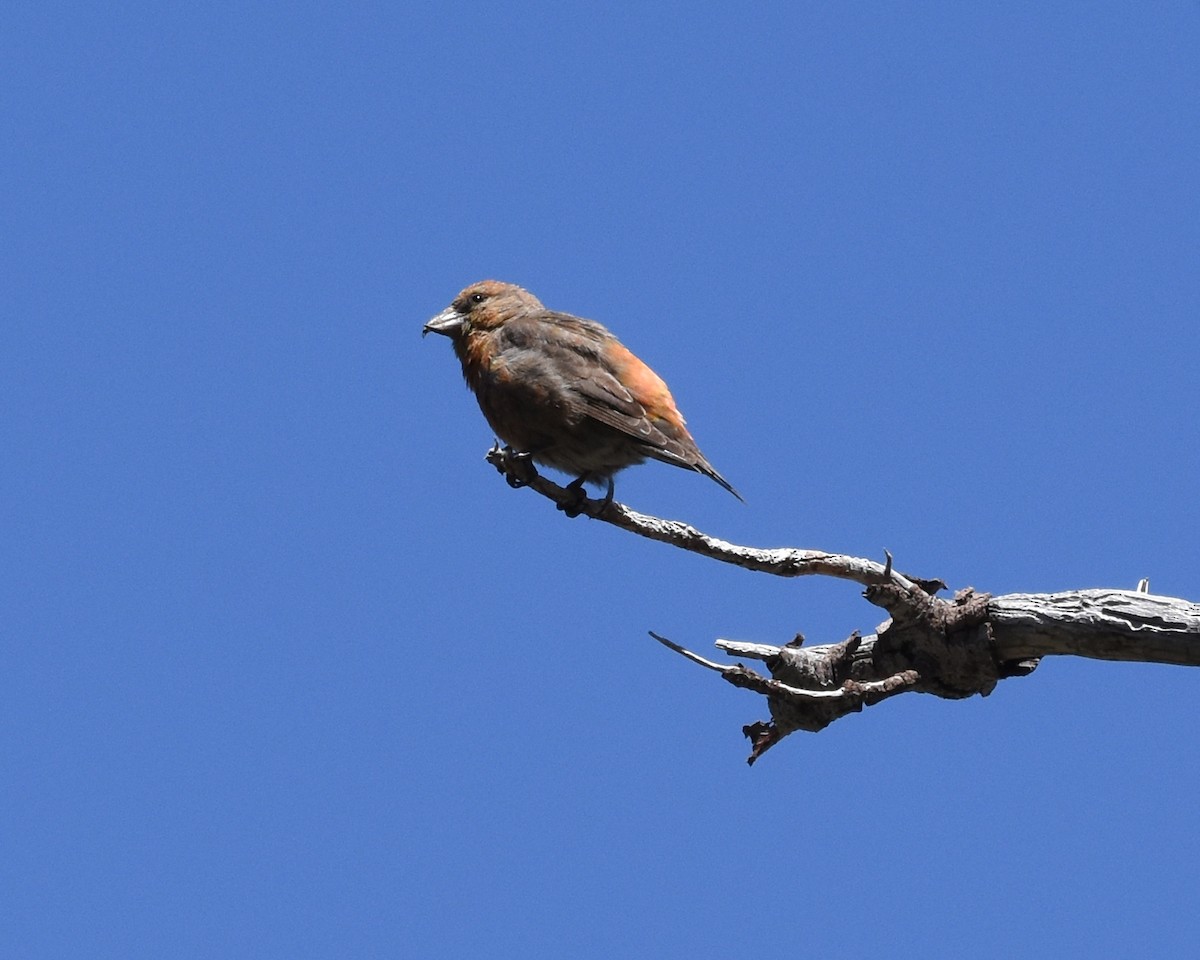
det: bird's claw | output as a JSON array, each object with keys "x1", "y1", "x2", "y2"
[
  {"x1": 506, "y1": 449, "x2": 535, "y2": 488},
  {"x1": 486, "y1": 443, "x2": 536, "y2": 488},
  {"x1": 557, "y1": 474, "x2": 590, "y2": 518}
]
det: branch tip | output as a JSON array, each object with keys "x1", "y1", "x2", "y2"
[
  {"x1": 648, "y1": 631, "x2": 729, "y2": 673},
  {"x1": 479, "y1": 444, "x2": 944, "y2": 590}
]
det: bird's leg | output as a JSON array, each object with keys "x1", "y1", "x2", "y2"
[
  {"x1": 598, "y1": 476, "x2": 615, "y2": 511},
  {"x1": 558, "y1": 472, "x2": 591, "y2": 518}
]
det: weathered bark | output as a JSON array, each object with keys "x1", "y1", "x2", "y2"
[
  {"x1": 484, "y1": 447, "x2": 1199, "y2": 763},
  {"x1": 989, "y1": 591, "x2": 1200, "y2": 666},
  {"x1": 711, "y1": 590, "x2": 1200, "y2": 762}
]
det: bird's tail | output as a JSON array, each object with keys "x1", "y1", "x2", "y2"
[{"x1": 698, "y1": 460, "x2": 743, "y2": 502}]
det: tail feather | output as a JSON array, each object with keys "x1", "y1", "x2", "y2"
[{"x1": 697, "y1": 460, "x2": 743, "y2": 502}]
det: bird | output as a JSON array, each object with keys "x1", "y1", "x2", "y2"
[{"x1": 423, "y1": 280, "x2": 741, "y2": 507}]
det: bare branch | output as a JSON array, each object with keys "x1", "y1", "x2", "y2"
[
  {"x1": 481, "y1": 449, "x2": 1200, "y2": 761},
  {"x1": 485, "y1": 445, "x2": 943, "y2": 592},
  {"x1": 676, "y1": 590, "x2": 1200, "y2": 761},
  {"x1": 648, "y1": 631, "x2": 728, "y2": 672}
]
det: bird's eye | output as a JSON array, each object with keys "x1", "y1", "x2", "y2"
[{"x1": 470, "y1": 292, "x2": 486, "y2": 304}]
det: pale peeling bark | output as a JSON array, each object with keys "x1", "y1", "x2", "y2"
[{"x1": 483, "y1": 448, "x2": 1199, "y2": 763}]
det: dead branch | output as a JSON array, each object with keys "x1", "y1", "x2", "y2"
[
  {"x1": 485, "y1": 445, "x2": 944, "y2": 591},
  {"x1": 484, "y1": 447, "x2": 1200, "y2": 763}
]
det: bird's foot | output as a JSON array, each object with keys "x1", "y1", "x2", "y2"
[
  {"x1": 486, "y1": 443, "x2": 536, "y2": 488},
  {"x1": 504, "y1": 449, "x2": 535, "y2": 488},
  {"x1": 557, "y1": 473, "x2": 591, "y2": 518}
]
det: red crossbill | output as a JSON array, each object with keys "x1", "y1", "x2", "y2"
[{"x1": 423, "y1": 280, "x2": 741, "y2": 504}]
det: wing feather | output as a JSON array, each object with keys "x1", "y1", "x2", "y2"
[{"x1": 492, "y1": 313, "x2": 702, "y2": 469}]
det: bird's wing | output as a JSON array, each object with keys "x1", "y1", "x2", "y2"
[
  {"x1": 549, "y1": 320, "x2": 700, "y2": 467},
  {"x1": 572, "y1": 365, "x2": 698, "y2": 468},
  {"x1": 493, "y1": 313, "x2": 743, "y2": 499},
  {"x1": 560, "y1": 330, "x2": 744, "y2": 499},
  {"x1": 496, "y1": 314, "x2": 699, "y2": 467}
]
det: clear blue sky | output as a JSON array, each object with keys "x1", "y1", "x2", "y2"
[{"x1": 4, "y1": 3, "x2": 1199, "y2": 957}]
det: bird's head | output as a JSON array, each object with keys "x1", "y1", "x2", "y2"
[{"x1": 423, "y1": 280, "x2": 544, "y2": 340}]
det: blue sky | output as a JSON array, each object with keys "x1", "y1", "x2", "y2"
[{"x1": 4, "y1": 2, "x2": 1199, "y2": 957}]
